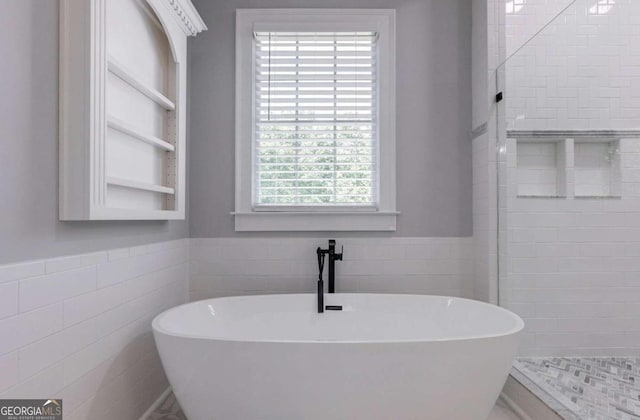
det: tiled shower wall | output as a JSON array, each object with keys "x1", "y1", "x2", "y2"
[
  {"x1": 502, "y1": 138, "x2": 640, "y2": 356},
  {"x1": 0, "y1": 239, "x2": 189, "y2": 420},
  {"x1": 505, "y1": 0, "x2": 576, "y2": 57},
  {"x1": 471, "y1": 0, "x2": 504, "y2": 305},
  {"x1": 505, "y1": 0, "x2": 640, "y2": 130},
  {"x1": 473, "y1": 133, "x2": 498, "y2": 303},
  {"x1": 189, "y1": 238, "x2": 474, "y2": 301},
  {"x1": 500, "y1": 0, "x2": 640, "y2": 356}
]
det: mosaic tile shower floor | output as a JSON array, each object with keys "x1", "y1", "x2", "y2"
[{"x1": 515, "y1": 357, "x2": 640, "y2": 420}]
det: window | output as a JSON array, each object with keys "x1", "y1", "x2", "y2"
[
  {"x1": 588, "y1": 0, "x2": 615, "y2": 15},
  {"x1": 505, "y1": 0, "x2": 526, "y2": 14},
  {"x1": 254, "y1": 31, "x2": 377, "y2": 207},
  {"x1": 235, "y1": 10, "x2": 396, "y2": 231}
]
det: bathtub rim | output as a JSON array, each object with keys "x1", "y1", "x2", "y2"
[{"x1": 152, "y1": 293, "x2": 524, "y2": 344}]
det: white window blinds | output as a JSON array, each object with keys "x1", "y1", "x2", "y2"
[{"x1": 254, "y1": 31, "x2": 378, "y2": 207}]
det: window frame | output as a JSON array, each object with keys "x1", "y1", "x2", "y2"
[{"x1": 234, "y1": 9, "x2": 397, "y2": 231}]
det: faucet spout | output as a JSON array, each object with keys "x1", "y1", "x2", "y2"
[{"x1": 327, "y1": 240, "x2": 343, "y2": 293}]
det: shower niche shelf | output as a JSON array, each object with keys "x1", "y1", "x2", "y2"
[
  {"x1": 515, "y1": 139, "x2": 568, "y2": 198},
  {"x1": 511, "y1": 135, "x2": 623, "y2": 200},
  {"x1": 574, "y1": 140, "x2": 621, "y2": 198},
  {"x1": 59, "y1": 0, "x2": 205, "y2": 220}
]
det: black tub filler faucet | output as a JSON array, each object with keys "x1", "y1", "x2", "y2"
[{"x1": 316, "y1": 239, "x2": 343, "y2": 313}]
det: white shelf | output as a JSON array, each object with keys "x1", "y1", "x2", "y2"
[
  {"x1": 107, "y1": 176, "x2": 175, "y2": 194},
  {"x1": 59, "y1": 0, "x2": 205, "y2": 220},
  {"x1": 107, "y1": 115, "x2": 175, "y2": 152},
  {"x1": 107, "y1": 55, "x2": 176, "y2": 111},
  {"x1": 511, "y1": 136, "x2": 623, "y2": 200},
  {"x1": 516, "y1": 140, "x2": 567, "y2": 198},
  {"x1": 574, "y1": 140, "x2": 621, "y2": 198}
]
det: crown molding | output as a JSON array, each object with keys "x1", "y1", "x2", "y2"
[{"x1": 165, "y1": 0, "x2": 207, "y2": 36}]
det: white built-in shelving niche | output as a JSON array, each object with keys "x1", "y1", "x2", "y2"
[
  {"x1": 59, "y1": 0, "x2": 206, "y2": 220},
  {"x1": 515, "y1": 140, "x2": 567, "y2": 198},
  {"x1": 574, "y1": 141, "x2": 621, "y2": 198},
  {"x1": 510, "y1": 134, "x2": 623, "y2": 199}
]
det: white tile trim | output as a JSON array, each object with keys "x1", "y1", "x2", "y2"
[
  {"x1": 138, "y1": 387, "x2": 172, "y2": 420},
  {"x1": 498, "y1": 394, "x2": 533, "y2": 420}
]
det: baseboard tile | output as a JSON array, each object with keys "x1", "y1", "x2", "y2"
[
  {"x1": 501, "y1": 375, "x2": 566, "y2": 420},
  {"x1": 139, "y1": 387, "x2": 172, "y2": 420},
  {"x1": 498, "y1": 393, "x2": 533, "y2": 420}
]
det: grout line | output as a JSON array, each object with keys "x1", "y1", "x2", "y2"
[
  {"x1": 0, "y1": 302, "x2": 64, "y2": 358},
  {"x1": 8, "y1": 272, "x2": 188, "y2": 386}
]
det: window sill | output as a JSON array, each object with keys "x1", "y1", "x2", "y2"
[{"x1": 232, "y1": 211, "x2": 398, "y2": 232}]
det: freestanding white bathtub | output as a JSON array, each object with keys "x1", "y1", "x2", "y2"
[{"x1": 153, "y1": 294, "x2": 523, "y2": 420}]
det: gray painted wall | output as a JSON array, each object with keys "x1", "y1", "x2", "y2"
[
  {"x1": 471, "y1": 0, "x2": 489, "y2": 130},
  {"x1": 0, "y1": 0, "x2": 473, "y2": 265},
  {"x1": 0, "y1": 1, "x2": 188, "y2": 264},
  {"x1": 188, "y1": 0, "x2": 473, "y2": 238}
]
